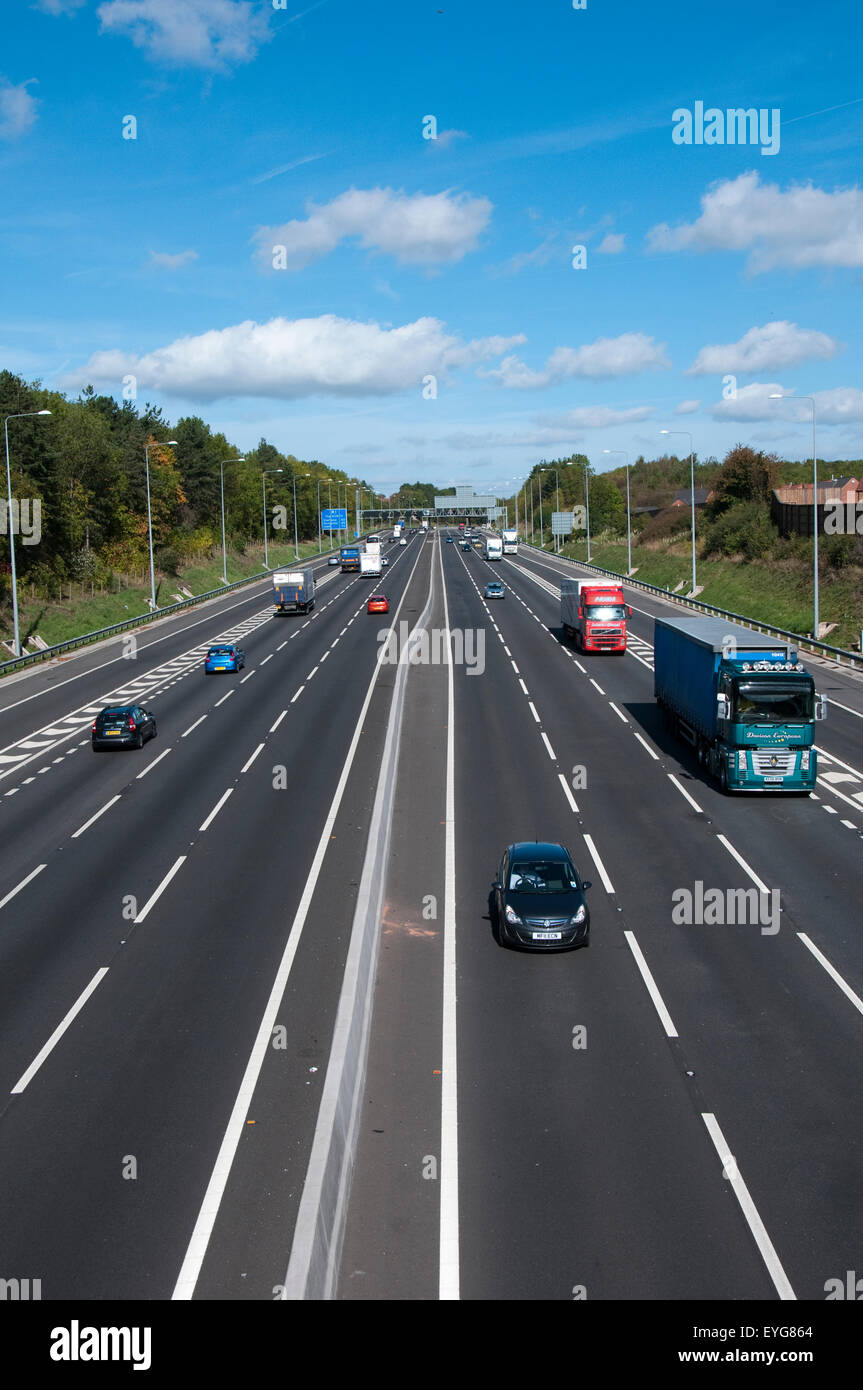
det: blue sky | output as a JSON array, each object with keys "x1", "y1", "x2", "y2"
[{"x1": 2, "y1": 0, "x2": 862, "y2": 492}]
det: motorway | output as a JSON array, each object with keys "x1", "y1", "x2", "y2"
[{"x1": 0, "y1": 529, "x2": 860, "y2": 1301}]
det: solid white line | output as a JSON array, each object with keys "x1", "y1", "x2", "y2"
[
  {"x1": 71, "y1": 794, "x2": 121, "y2": 839},
  {"x1": 518, "y1": 678, "x2": 529, "y2": 695},
  {"x1": 241, "y1": 744, "x2": 265, "y2": 774},
  {"x1": 841, "y1": 819, "x2": 856, "y2": 829},
  {"x1": 826, "y1": 696, "x2": 863, "y2": 720},
  {"x1": 701, "y1": 1113, "x2": 796, "y2": 1300},
  {"x1": 589, "y1": 678, "x2": 605, "y2": 695},
  {"x1": 0, "y1": 863, "x2": 46, "y2": 911},
  {"x1": 11, "y1": 968, "x2": 110, "y2": 1094},
  {"x1": 290, "y1": 686, "x2": 305, "y2": 704},
  {"x1": 633, "y1": 732, "x2": 660, "y2": 760},
  {"x1": 439, "y1": 529, "x2": 459, "y2": 1302},
  {"x1": 240, "y1": 670, "x2": 255, "y2": 684},
  {"x1": 668, "y1": 773, "x2": 703, "y2": 814},
  {"x1": 260, "y1": 654, "x2": 273, "y2": 665},
  {"x1": 214, "y1": 690, "x2": 235, "y2": 707},
  {"x1": 136, "y1": 747, "x2": 172, "y2": 779},
  {"x1": 528, "y1": 701, "x2": 541, "y2": 723},
  {"x1": 717, "y1": 835, "x2": 770, "y2": 894},
  {"x1": 797, "y1": 934, "x2": 863, "y2": 1018},
  {"x1": 609, "y1": 702, "x2": 628, "y2": 723},
  {"x1": 583, "y1": 833, "x2": 614, "y2": 893},
  {"x1": 624, "y1": 932, "x2": 678, "y2": 1038},
  {"x1": 558, "y1": 773, "x2": 579, "y2": 814},
  {"x1": 277, "y1": 641, "x2": 288, "y2": 651},
  {"x1": 320, "y1": 651, "x2": 330, "y2": 662},
  {"x1": 182, "y1": 715, "x2": 207, "y2": 738},
  {"x1": 270, "y1": 710, "x2": 287, "y2": 732},
  {"x1": 134, "y1": 856, "x2": 187, "y2": 923},
  {"x1": 307, "y1": 666, "x2": 319, "y2": 680},
  {"x1": 541, "y1": 732, "x2": 556, "y2": 761},
  {"x1": 574, "y1": 659, "x2": 586, "y2": 674}
]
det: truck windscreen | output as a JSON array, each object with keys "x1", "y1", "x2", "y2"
[
  {"x1": 733, "y1": 680, "x2": 813, "y2": 723},
  {"x1": 585, "y1": 605, "x2": 625, "y2": 621}
]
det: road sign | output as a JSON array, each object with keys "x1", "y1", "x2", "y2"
[
  {"x1": 321, "y1": 508, "x2": 347, "y2": 530},
  {"x1": 552, "y1": 511, "x2": 575, "y2": 535}
]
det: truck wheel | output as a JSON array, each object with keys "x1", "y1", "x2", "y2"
[{"x1": 719, "y1": 763, "x2": 729, "y2": 794}]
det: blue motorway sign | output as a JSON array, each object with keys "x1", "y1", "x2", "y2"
[{"x1": 321, "y1": 508, "x2": 347, "y2": 530}]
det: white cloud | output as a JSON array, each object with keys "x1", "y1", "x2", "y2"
[
  {"x1": 0, "y1": 79, "x2": 38, "y2": 139},
  {"x1": 96, "y1": 0, "x2": 272, "y2": 71},
  {"x1": 64, "y1": 314, "x2": 525, "y2": 401},
  {"x1": 429, "y1": 128, "x2": 469, "y2": 149},
  {"x1": 147, "y1": 249, "x2": 198, "y2": 269},
  {"x1": 596, "y1": 232, "x2": 625, "y2": 254},
  {"x1": 34, "y1": 0, "x2": 87, "y2": 13},
  {"x1": 675, "y1": 399, "x2": 701, "y2": 415},
  {"x1": 255, "y1": 187, "x2": 492, "y2": 269},
  {"x1": 647, "y1": 171, "x2": 863, "y2": 273},
  {"x1": 417, "y1": 428, "x2": 588, "y2": 451},
  {"x1": 483, "y1": 332, "x2": 670, "y2": 389},
  {"x1": 688, "y1": 321, "x2": 841, "y2": 375},
  {"x1": 708, "y1": 382, "x2": 863, "y2": 425},
  {"x1": 535, "y1": 406, "x2": 655, "y2": 429}
]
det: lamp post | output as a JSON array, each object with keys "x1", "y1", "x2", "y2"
[
  {"x1": 291, "y1": 470, "x2": 311, "y2": 559},
  {"x1": 219, "y1": 456, "x2": 245, "y2": 585},
  {"x1": 4, "y1": 409, "x2": 51, "y2": 656},
  {"x1": 770, "y1": 393, "x2": 819, "y2": 639},
  {"x1": 537, "y1": 468, "x2": 546, "y2": 549},
  {"x1": 145, "y1": 438, "x2": 178, "y2": 611},
  {"x1": 583, "y1": 461, "x2": 592, "y2": 562},
  {"x1": 316, "y1": 476, "x2": 331, "y2": 553},
  {"x1": 604, "y1": 449, "x2": 631, "y2": 575},
  {"x1": 262, "y1": 467, "x2": 284, "y2": 570},
  {"x1": 660, "y1": 429, "x2": 695, "y2": 594}
]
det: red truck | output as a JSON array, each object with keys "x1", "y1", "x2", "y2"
[{"x1": 560, "y1": 579, "x2": 631, "y2": 653}]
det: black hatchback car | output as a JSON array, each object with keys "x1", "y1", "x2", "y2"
[
  {"x1": 492, "y1": 842, "x2": 591, "y2": 950},
  {"x1": 92, "y1": 705, "x2": 157, "y2": 751}
]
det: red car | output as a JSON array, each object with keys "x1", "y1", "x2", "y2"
[{"x1": 367, "y1": 594, "x2": 389, "y2": 614}]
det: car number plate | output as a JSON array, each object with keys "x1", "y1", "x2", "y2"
[
  {"x1": 106, "y1": 730, "x2": 122, "y2": 735},
  {"x1": 763, "y1": 775, "x2": 783, "y2": 783},
  {"x1": 214, "y1": 665, "x2": 226, "y2": 670},
  {"x1": 532, "y1": 930, "x2": 562, "y2": 940}
]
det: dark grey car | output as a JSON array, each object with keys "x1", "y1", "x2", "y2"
[
  {"x1": 92, "y1": 705, "x2": 157, "y2": 751},
  {"x1": 492, "y1": 841, "x2": 591, "y2": 950}
]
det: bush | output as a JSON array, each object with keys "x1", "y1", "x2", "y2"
[
  {"x1": 702, "y1": 502, "x2": 776, "y2": 561},
  {"x1": 636, "y1": 506, "x2": 693, "y2": 545},
  {"x1": 155, "y1": 545, "x2": 181, "y2": 575},
  {"x1": 822, "y1": 534, "x2": 855, "y2": 570}
]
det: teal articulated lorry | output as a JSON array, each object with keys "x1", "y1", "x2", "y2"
[{"x1": 653, "y1": 616, "x2": 826, "y2": 793}]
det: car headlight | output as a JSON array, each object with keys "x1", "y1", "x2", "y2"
[
  {"x1": 569, "y1": 905, "x2": 586, "y2": 925},
  {"x1": 505, "y1": 904, "x2": 522, "y2": 925}
]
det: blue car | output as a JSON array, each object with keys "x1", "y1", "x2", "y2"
[
  {"x1": 446, "y1": 536, "x2": 454, "y2": 543},
  {"x1": 205, "y1": 644, "x2": 245, "y2": 673}
]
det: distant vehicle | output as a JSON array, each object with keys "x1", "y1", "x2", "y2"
[
  {"x1": 204, "y1": 644, "x2": 245, "y2": 673},
  {"x1": 327, "y1": 555, "x2": 340, "y2": 566},
  {"x1": 484, "y1": 581, "x2": 505, "y2": 599},
  {"x1": 484, "y1": 536, "x2": 503, "y2": 561},
  {"x1": 272, "y1": 569, "x2": 315, "y2": 615},
  {"x1": 458, "y1": 522, "x2": 465, "y2": 531},
  {"x1": 399, "y1": 537, "x2": 407, "y2": 546},
  {"x1": 422, "y1": 520, "x2": 429, "y2": 531},
  {"x1": 381, "y1": 555, "x2": 389, "y2": 566},
  {"x1": 367, "y1": 594, "x2": 389, "y2": 614},
  {"x1": 561, "y1": 579, "x2": 629, "y2": 653},
  {"x1": 92, "y1": 705, "x2": 157, "y2": 751},
  {"x1": 446, "y1": 536, "x2": 454, "y2": 544},
  {"x1": 492, "y1": 842, "x2": 591, "y2": 950},
  {"x1": 654, "y1": 615, "x2": 825, "y2": 793},
  {"x1": 393, "y1": 526, "x2": 401, "y2": 541},
  {"x1": 360, "y1": 551, "x2": 382, "y2": 577},
  {"x1": 367, "y1": 533, "x2": 381, "y2": 544},
  {"x1": 365, "y1": 540, "x2": 382, "y2": 556},
  {"x1": 340, "y1": 545, "x2": 361, "y2": 572},
  {"x1": 461, "y1": 541, "x2": 472, "y2": 551},
  {"x1": 502, "y1": 528, "x2": 518, "y2": 554}
]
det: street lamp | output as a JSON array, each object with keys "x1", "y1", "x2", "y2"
[
  {"x1": 291, "y1": 471, "x2": 311, "y2": 559},
  {"x1": 145, "y1": 438, "x2": 178, "y2": 611},
  {"x1": 4, "y1": 409, "x2": 51, "y2": 657},
  {"x1": 770, "y1": 393, "x2": 819, "y2": 639},
  {"x1": 660, "y1": 429, "x2": 695, "y2": 594},
  {"x1": 262, "y1": 467, "x2": 284, "y2": 570},
  {"x1": 537, "y1": 467, "x2": 546, "y2": 549},
  {"x1": 316, "y1": 476, "x2": 332, "y2": 553},
  {"x1": 219, "y1": 456, "x2": 245, "y2": 585},
  {"x1": 583, "y1": 461, "x2": 592, "y2": 562},
  {"x1": 604, "y1": 449, "x2": 632, "y2": 575}
]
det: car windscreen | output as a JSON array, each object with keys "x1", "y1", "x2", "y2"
[
  {"x1": 584, "y1": 605, "x2": 626, "y2": 620},
  {"x1": 508, "y1": 862, "x2": 576, "y2": 893},
  {"x1": 208, "y1": 648, "x2": 233, "y2": 656},
  {"x1": 733, "y1": 680, "x2": 813, "y2": 722},
  {"x1": 99, "y1": 708, "x2": 131, "y2": 719}
]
